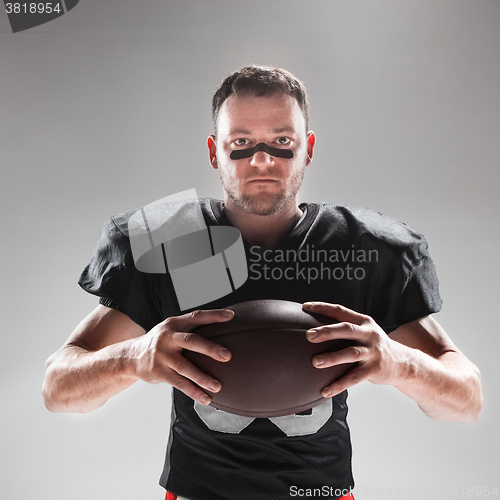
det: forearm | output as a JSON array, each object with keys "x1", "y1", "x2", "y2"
[
  {"x1": 393, "y1": 346, "x2": 483, "y2": 423},
  {"x1": 42, "y1": 341, "x2": 138, "y2": 414}
]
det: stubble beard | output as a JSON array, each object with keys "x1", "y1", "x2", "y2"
[{"x1": 219, "y1": 164, "x2": 306, "y2": 216}]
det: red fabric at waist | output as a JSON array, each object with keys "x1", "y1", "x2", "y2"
[{"x1": 166, "y1": 492, "x2": 354, "y2": 500}]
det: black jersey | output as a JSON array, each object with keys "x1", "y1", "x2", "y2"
[{"x1": 79, "y1": 198, "x2": 442, "y2": 500}]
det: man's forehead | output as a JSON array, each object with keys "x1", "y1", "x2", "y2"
[
  {"x1": 218, "y1": 93, "x2": 305, "y2": 135},
  {"x1": 228, "y1": 126, "x2": 297, "y2": 135}
]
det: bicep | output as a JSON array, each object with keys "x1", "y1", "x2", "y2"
[
  {"x1": 389, "y1": 315, "x2": 459, "y2": 358},
  {"x1": 65, "y1": 304, "x2": 146, "y2": 352}
]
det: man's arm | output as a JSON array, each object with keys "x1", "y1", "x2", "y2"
[
  {"x1": 302, "y1": 302, "x2": 483, "y2": 423},
  {"x1": 42, "y1": 305, "x2": 233, "y2": 414}
]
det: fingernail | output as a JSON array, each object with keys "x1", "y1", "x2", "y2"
[
  {"x1": 322, "y1": 389, "x2": 332, "y2": 398},
  {"x1": 201, "y1": 394, "x2": 211, "y2": 405},
  {"x1": 307, "y1": 329, "x2": 318, "y2": 339},
  {"x1": 209, "y1": 381, "x2": 221, "y2": 392},
  {"x1": 222, "y1": 310, "x2": 234, "y2": 317},
  {"x1": 314, "y1": 356, "x2": 325, "y2": 366},
  {"x1": 303, "y1": 302, "x2": 315, "y2": 307},
  {"x1": 220, "y1": 348, "x2": 231, "y2": 360}
]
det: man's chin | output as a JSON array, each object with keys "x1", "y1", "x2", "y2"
[{"x1": 234, "y1": 193, "x2": 290, "y2": 216}]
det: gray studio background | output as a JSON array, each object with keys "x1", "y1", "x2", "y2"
[{"x1": 1, "y1": 1, "x2": 499, "y2": 499}]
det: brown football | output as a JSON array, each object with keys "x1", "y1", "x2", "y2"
[{"x1": 184, "y1": 299, "x2": 357, "y2": 418}]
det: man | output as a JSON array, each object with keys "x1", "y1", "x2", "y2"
[{"x1": 43, "y1": 66, "x2": 483, "y2": 500}]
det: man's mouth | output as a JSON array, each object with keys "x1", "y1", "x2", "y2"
[{"x1": 248, "y1": 178, "x2": 279, "y2": 183}]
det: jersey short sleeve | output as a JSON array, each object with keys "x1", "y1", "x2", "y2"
[
  {"x1": 315, "y1": 205, "x2": 442, "y2": 334},
  {"x1": 369, "y1": 228, "x2": 443, "y2": 333},
  {"x1": 78, "y1": 213, "x2": 169, "y2": 331}
]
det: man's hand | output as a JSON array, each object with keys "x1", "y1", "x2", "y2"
[
  {"x1": 43, "y1": 306, "x2": 234, "y2": 413},
  {"x1": 302, "y1": 301, "x2": 483, "y2": 423},
  {"x1": 129, "y1": 309, "x2": 233, "y2": 405},
  {"x1": 302, "y1": 302, "x2": 403, "y2": 398}
]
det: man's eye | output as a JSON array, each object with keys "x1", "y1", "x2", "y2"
[
  {"x1": 234, "y1": 139, "x2": 249, "y2": 146},
  {"x1": 276, "y1": 137, "x2": 291, "y2": 145}
]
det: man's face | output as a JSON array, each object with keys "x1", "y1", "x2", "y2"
[{"x1": 208, "y1": 93, "x2": 315, "y2": 216}]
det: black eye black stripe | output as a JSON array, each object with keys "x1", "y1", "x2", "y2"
[{"x1": 230, "y1": 142, "x2": 294, "y2": 160}]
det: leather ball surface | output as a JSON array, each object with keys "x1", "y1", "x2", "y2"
[{"x1": 184, "y1": 299, "x2": 357, "y2": 417}]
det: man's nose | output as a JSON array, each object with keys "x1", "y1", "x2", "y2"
[{"x1": 250, "y1": 150, "x2": 275, "y2": 166}]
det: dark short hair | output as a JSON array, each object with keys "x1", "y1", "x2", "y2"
[{"x1": 212, "y1": 65, "x2": 309, "y2": 134}]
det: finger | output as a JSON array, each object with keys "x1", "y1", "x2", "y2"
[
  {"x1": 168, "y1": 352, "x2": 223, "y2": 394},
  {"x1": 321, "y1": 365, "x2": 370, "y2": 398},
  {"x1": 170, "y1": 330, "x2": 232, "y2": 362},
  {"x1": 165, "y1": 368, "x2": 215, "y2": 405},
  {"x1": 312, "y1": 345, "x2": 369, "y2": 368},
  {"x1": 306, "y1": 322, "x2": 364, "y2": 342},
  {"x1": 169, "y1": 308, "x2": 235, "y2": 332},
  {"x1": 303, "y1": 302, "x2": 368, "y2": 325}
]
